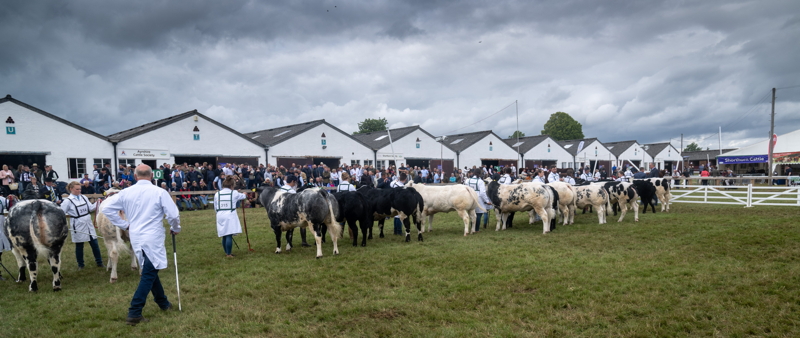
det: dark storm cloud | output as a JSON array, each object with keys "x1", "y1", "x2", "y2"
[{"x1": 1, "y1": 0, "x2": 799, "y2": 151}]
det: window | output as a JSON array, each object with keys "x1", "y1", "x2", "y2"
[
  {"x1": 351, "y1": 160, "x2": 360, "y2": 166},
  {"x1": 364, "y1": 160, "x2": 373, "y2": 167},
  {"x1": 93, "y1": 158, "x2": 111, "y2": 168},
  {"x1": 377, "y1": 161, "x2": 385, "y2": 169},
  {"x1": 119, "y1": 159, "x2": 136, "y2": 167},
  {"x1": 68, "y1": 158, "x2": 86, "y2": 179}
]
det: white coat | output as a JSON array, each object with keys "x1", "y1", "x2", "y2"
[
  {"x1": 465, "y1": 176, "x2": 492, "y2": 211},
  {"x1": 214, "y1": 188, "x2": 246, "y2": 237},
  {"x1": 0, "y1": 196, "x2": 10, "y2": 251},
  {"x1": 61, "y1": 194, "x2": 97, "y2": 243},
  {"x1": 280, "y1": 184, "x2": 296, "y2": 194},
  {"x1": 498, "y1": 174, "x2": 512, "y2": 185},
  {"x1": 533, "y1": 175, "x2": 546, "y2": 184},
  {"x1": 337, "y1": 182, "x2": 356, "y2": 192},
  {"x1": 101, "y1": 180, "x2": 181, "y2": 270}
]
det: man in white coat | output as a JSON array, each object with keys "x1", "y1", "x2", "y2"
[
  {"x1": 498, "y1": 167, "x2": 515, "y2": 228},
  {"x1": 466, "y1": 169, "x2": 492, "y2": 232},
  {"x1": 101, "y1": 164, "x2": 181, "y2": 326}
]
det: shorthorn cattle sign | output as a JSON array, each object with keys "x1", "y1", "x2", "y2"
[{"x1": 717, "y1": 155, "x2": 769, "y2": 165}]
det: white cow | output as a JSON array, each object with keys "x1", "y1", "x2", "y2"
[
  {"x1": 574, "y1": 185, "x2": 609, "y2": 224},
  {"x1": 95, "y1": 190, "x2": 139, "y2": 283},
  {"x1": 546, "y1": 181, "x2": 577, "y2": 225},
  {"x1": 486, "y1": 180, "x2": 555, "y2": 234},
  {"x1": 406, "y1": 182, "x2": 485, "y2": 236}
]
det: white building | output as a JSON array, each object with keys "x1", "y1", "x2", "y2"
[
  {"x1": 0, "y1": 95, "x2": 114, "y2": 181},
  {"x1": 108, "y1": 110, "x2": 266, "y2": 170},
  {"x1": 503, "y1": 135, "x2": 573, "y2": 170},
  {"x1": 643, "y1": 143, "x2": 682, "y2": 172},
  {"x1": 603, "y1": 140, "x2": 653, "y2": 170},
  {"x1": 351, "y1": 126, "x2": 457, "y2": 172},
  {"x1": 557, "y1": 138, "x2": 614, "y2": 172},
  {"x1": 443, "y1": 130, "x2": 519, "y2": 170},
  {"x1": 244, "y1": 119, "x2": 374, "y2": 169}
]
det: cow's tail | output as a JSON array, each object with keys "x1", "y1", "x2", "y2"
[
  {"x1": 28, "y1": 200, "x2": 51, "y2": 255},
  {"x1": 467, "y1": 186, "x2": 486, "y2": 213},
  {"x1": 325, "y1": 194, "x2": 341, "y2": 242}
]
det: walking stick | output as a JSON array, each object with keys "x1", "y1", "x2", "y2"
[
  {"x1": 172, "y1": 233, "x2": 182, "y2": 312},
  {"x1": 241, "y1": 203, "x2": 254, "y2": 251},
  {"x1": 0, "y1": 260, "x2": 15, "y2": 280},
  {"x1": 232, "y1": 237, "x2": 240, "y2": 250}
]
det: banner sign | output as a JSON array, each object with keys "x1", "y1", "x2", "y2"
[
  {"x1": 773, "y1": 151, "x2": 800, "y2": 165},
  {"x1": 377, "y1": 153, "x2": 403, "y2": 159},
  {"x1": 153, "y1": 169, "x2": 164, "y2": 180},
  {"x1": 717, "y1": 155, "x2": 768, "y2": 165},
  {"x1": 118, "y1": 149, "x2": 170, "y2": 159}
]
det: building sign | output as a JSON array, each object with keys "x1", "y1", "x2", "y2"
[
  {"x1": 193, "y1": 134, "x2": 200, "y2": 141},
  {"x1": 118, "y1": 149, "x2": 171, "y2": 159},
  {"x1": 717, "y1": 155, "x2": 768, "y2": 164},
  {"x1": 377, "y1": 153, "x2": 403, "y2": 159},
  {"x1": 6, "y1": 126, "x2": 15, "y2": 135},
  {"x1": 153, "y1": 169, "x2": 164, "y2": 180},
  {"x1": 774, "y1": 151, "x2": 800, "y2": 165}
]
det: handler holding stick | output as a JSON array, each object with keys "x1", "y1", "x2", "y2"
[
  {"x1": 102, "y1": 164, "x2": 181, "y2": 326},
  {"x1": 214, "y1": 176, "x2": 248, "y2": 257}
]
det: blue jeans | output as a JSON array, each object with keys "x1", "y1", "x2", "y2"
[
  {"x1": 482, "y1": 211, "x2": 489, "y2": 226},
  {"x1": 474, "y1": 213, "x2": 484, "y2": 231},
  {"x1": 198, "y1": 195, "x2": 208, "y2": 206},
  {"x1": 75, "y1": 238, "x2": 103, "y2": 267},
  {"x1": 222, "y1": 235, "x2": 233, "y2": 255},
  {"x1": 129, "y1": 252, "x2": 170, "y2": 318},
  {"x1": 393, "y1": 217, "x2": 403, "y2": 235},
  {"x1": 178, "y1": 199, "x2": 193, "y2": 210}
]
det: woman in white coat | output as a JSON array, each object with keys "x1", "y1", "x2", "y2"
[
  {"x1": 214, "y1": 177, "x2": 248, "y2": 257},
  {"x1": 465, "y1": 169, "x2": 492, "y2": 233},
  {"x1": 61, "y1": 181, "x2": 104, "y2": 269}
]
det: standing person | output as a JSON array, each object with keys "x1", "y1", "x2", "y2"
[
  {"x1": 498, "y1": 167, "x2": 515, "y2": 228},
  {"x1": 44, "y1": 165, "x2": 59, "y2": 182},
  {"x1": 390, "y1": 173, "x2": 408, "y2": 235},
  {"x1": 281, "y1": 175, "x2": 298, "y2": 194},
  {"x1": 0, "y1": 193, "x2": 10, "y2": 280},
  {"x1": 649, "y1": 163, "x2": 660, "y2": 179},
  {"x1": 580, "y1": 168, "x2": 594, "y2": 182},
  {"x1": 563, "y1": 169, "x2": 576, "y2": 185},
  {"x1": 214, "y1": 176, "x2": 247, "y2": 258},
  {"x1": 61, "y1": 181, "x2": 104, "y2": 270},
  {"x1": 101, "y1": 164, "x2": 181, "y2": 326},
  {"x1": 0, "y1": 164, "x2": 15, "y2": 196},
  {"x1": 337, "y1": 172, "x2": 356, "y2": 192},
  {"x1": 465, "y1": 168, "x2": 491, "y2": 233},
  {"x1": 548, "y1": 166, "x2": 561, "y2": 183}
]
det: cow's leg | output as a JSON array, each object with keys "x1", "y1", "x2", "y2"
[
  {"x1": 495, "y1": 212, "x2": 505, "y2": 231},
  {"x1": 129, "y1": 242, "x2": 139, "y2": 272},
  {"x1": 348, "y1": 218, "x2": 358, "y2": 247},
  {"x1": 360, "y1": 217, "x2": 370, "y2": 247},
  {"x1": 469, "y1": 209, "x2": 477, "y2": 233},
  {"x1": 367, "y1": 219, "x2": 374, "y2": 240},
  {"x1": 330, "y1": 222, "x2": 340, "y2": 255},
  {"x1": 597, "y1": 204, "x2": 607, "y2": 224},
  {"x1": 617, "y1": 199, "x2": 628, "y2": 223},
  {"x1": 632, "y1": 200, "x2": 639, "y2": 222},
  {"x1": 528, "y1": 210, "x2": 535, "y2": 224},
  {"x1": 425, "y1": 213, "x2": 434, "y2": 233},
  {"x1": 285, "y1": 228, "x2": 294, "y2": 251},
  {"x1": 311, "y1": 224, "x2": 324, "y2": 258},
  {"x1": 535, "y1": 207, "x2": 550, "y2": 234},
  {"x1": 47, "y1": 244, "x2": 64, "y2": 291},
  {"x1": 320, "y1": 224, "x2": 328, "y2": 244},
  {"x1": 400, "y1": 214, "x2": 411, "y2": 242},
  {"x1": 300, "y1": 227, "x2": 311, "y2": 247},
  {"x1": 457, "y1": 209, "x2": 471, "y2": 236},
  {"x1": 378, "y1": 219, "x2": 385, "y2": 238},
  {"x1": 11, "y1": 246, "x2": 26, "y2": 282},
  {"x1": 23, "y1": 246, "x2": 38, "y2": 292},
  {"x1": 108, "y1": 241, "x2": 119, "y2": 283},
  {"x1": 273, "y1": 226, "x2": 283, "y2": 254}
]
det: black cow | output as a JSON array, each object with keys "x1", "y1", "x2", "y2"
[
  {"x1": 4, "y1": 200, "x2": 68, "y2": 291},
  {"x1": 358, "y1": 186, "x2": 424, "y2": 242},
  {"x1": 632, "y1": 180, "x2": 657, "y2": 214},
  {"x1": 331, "y1": 191, "x2": 372, "y2": 247},
  {"x1": 258, "y1": 187, "x2": 341, "y2": 258}
]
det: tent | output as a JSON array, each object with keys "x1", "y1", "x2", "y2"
[{"x1": 717, "y1": 128, "x2": 800, "y2": 170}]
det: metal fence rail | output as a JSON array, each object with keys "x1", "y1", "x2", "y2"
[{"x1": 671, "y1": 184, "x2": 800, "y2": 207}]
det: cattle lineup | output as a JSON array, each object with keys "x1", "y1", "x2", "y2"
[{"x1": 0, "y1": 160, "x2": 676, "y2": 293}]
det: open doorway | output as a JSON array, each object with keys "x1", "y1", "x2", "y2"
[{"x1": 0, "y1": 153, "x2": 47, "y2": 170}]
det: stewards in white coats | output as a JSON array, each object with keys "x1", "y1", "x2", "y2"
[
  {"x1": 281, "y1": 174, "x2": 298, "y2": 194},
  {"x1": 548, "y1": 167, "x2": 561, "y2": 183},
  {"x1": 101, "y1": 164, "x2": 181, "y2": 326},
  {"x1": 214, "y1": 176, "x2": 248, "y2": 258},
  {"x1": 498, "y1": 167, "x2": 515, "y2": 228},
  {"x1": 0, "y1": 194, "x2": 10, "y2": 281},
  {"x1": 337, "y1": 172, "x2": 356, "y2": 192},
  {"x1": 61, "y1": 181, "x2": 104, "y2": 269},
  {"x1": 465, "y1": 169, "x2": 492, "y2": 232},
  {"x1": 390, "y1": 173, "x2": 407, "y2": 235}
]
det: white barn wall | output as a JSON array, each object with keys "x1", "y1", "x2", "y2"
[
  {"x1": 266, "y1": 124, "x2": 373, "y2": 167},
  {"x1": 375, "y1": 129, "x2": 456, "y2": 167},
  {"x1": 458, "y1": 134, "x2": 519, "y2": 169},
  {"x1": 651, "y1": 146, "x2": 681, "y2": 170},
  {"x1": 613, "y1": 144, "x2": 652, "y2": 168},
  {"x1": 522, "y1": 137, "x2": 573, "y2": 168},
  {"x1": 573, "y1": 140, "x2": 613, "y2": 167},
  {"x1": 0, "y1": 101, "x2": 114, "y2": 181},
  {"x1": 117, "y1": 115, "x2": 265, "y2": 166}
]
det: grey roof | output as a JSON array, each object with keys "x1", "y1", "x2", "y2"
[
  {"x1": 244, "y1": 119, "x2": 374, "y2": 149},
  {"x1": 642, "y1": 142, "x2": 672, "y2": 158},
  {"x1": 556, "y1": 138, "x2": 603, "y2": 156},
  {"x1": 441, "y1": 130, "x2": 507, "y2": 153},
  {"x1": 1, "y1": 94, "x2": 108, "y2": 140},
  {"x1": 502, "y1": 135, "x2": 550, "y2": 154},
  {"x1": 601, "y1": 140, "x2": 639, "y2": 157},
  {"x1": 682, "y1": 149, "x2": 736, "y2": 161},
  {"x1": 351, "y1": 125, "x2": 419, "y2": 150},
  {"x1": 107, "y1": 109, "x2": 265, "y2": 148}
]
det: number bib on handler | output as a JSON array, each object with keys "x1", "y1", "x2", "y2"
[
  {"x1": 217, "y1": 192, "x2": 235, "y2": 211},
  {"x1": 68, "y1": 196, "x2": 90, "y2": 218}
]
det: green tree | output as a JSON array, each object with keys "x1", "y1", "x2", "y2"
[
  {"x1": 683, "y1": 142, "x2": 701, "y2": 152},
  {"x1": 508, "y1": 130, "x2": 525, "y2": 139},
  {"x1": 353, "y1": 117, "x2": 388, "y2": 135},
  {"x1": 540, "y1": 112, "x2": 584, "y2": 141}
]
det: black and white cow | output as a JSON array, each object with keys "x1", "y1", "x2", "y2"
[
  {"x1": 574, "y1": 185, "x2": 609, "y2": 224},
  {"x1": 646, "y1": 178, "x2": 671, "y2": 212},
  {"x1": 358, "y1": 186, "x2": 425, "y2": 242},
  {"x1": 592, "y1": 181, "x2": 639, "y2": 222},
  {"x1": 632, "y1": 180, "x2": 657, "y2": 214},
  {"x1": 485, "y1": 180, "x2": 555, "y2": 234},
  {"x1": 546, "y1": 182, "x2": 577, "y2": 225},
  {"x1": 331, "y1": 191, "x2": 373, "y2": 247},
  {"x1": 4, "y1": 200, "x2": 68, "y2": 291},
  {"x1": 259, "y1": 187, "x2": 341, "y2": 258}
]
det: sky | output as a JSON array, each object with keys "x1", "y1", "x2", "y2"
[{"x1": 2, "y1": 0, "x2": 800, "y2": 151}]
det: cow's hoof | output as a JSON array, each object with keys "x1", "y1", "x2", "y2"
[
  {"x1": 53, "y1": 286, "x2": 61, "y2": 292},
  {"x1": 361, "y1": 243, "x2": 366, "y2": 247},
  {"x1": 405, "y1": 234, "x2": 411, "y2": 242},
  {"x1": 29, "y1": 281, "x2": 38, "y2": 292},
  {"x1": 275, "y1": 249, "x2": 281, "y2": 254},
  {"x1": 418, "y1": 234, "x2": 423, "y2": 242},
  {"x1": 368, "y1": 235, "x2": 373, "y2": 240},
  {"x1": 131, "y1": 267, "x2": 138, "y2": 271},
  {"x1": 379, "y1": 234, "x2": 384, "y2": 238},
  {"x1": 301, "y1": 243, "x2": 311, "y2": 247},
  {"x1": 334, "y1": 250, "x2": 339, "y2": 255},
  {"x1": 316, "y1": 255, "x2": 322, "y2": 259},
  {"x1": 110, "y1": 278, "x2": 117, "y2": 283},
  {"x1": 635, "y1": 219, "x2": 639, "y2": 222},
  {"x1": 464, "y1": 233, "x2": 469, "y2": 237}
]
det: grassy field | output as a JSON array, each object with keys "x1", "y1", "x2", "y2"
[{"x1": 2, "y1": 203, "x2": 800, "y2": 337}]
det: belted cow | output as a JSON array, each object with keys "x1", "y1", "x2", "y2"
[
  {"x1": 4, "y1": 200, "x2": 68, "y2": 291},
  {"x1": 358, "y1": 186, "x2": 425, "y2": 242},
  {"x1": 259, "y1": 187, "x2": 341, "y2": 258},
  {"x1": 96, "y1": 189, "x2": 139, "y2": 283}
]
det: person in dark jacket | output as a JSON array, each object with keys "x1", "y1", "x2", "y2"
[
  {"x1": 360, "y1": 170, "x2": 375, "y2": 188},
  {"x1": 81, "y1": 180, "x2": 96, "y2": 195},
  {"x1": 22, "y1": 176, "x2": 45, "y2": 200},
  {"x1": 648, "y1": 164, "x2": 660, "y2": 178}
]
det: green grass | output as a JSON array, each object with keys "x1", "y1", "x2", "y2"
[{"x1": 2, "y1": 204, "x2": 800, "y2": 337}]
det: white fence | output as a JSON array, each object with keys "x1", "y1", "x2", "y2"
[{"x1": 670, "y1": 183, "x2": 800, "y2": 207}]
